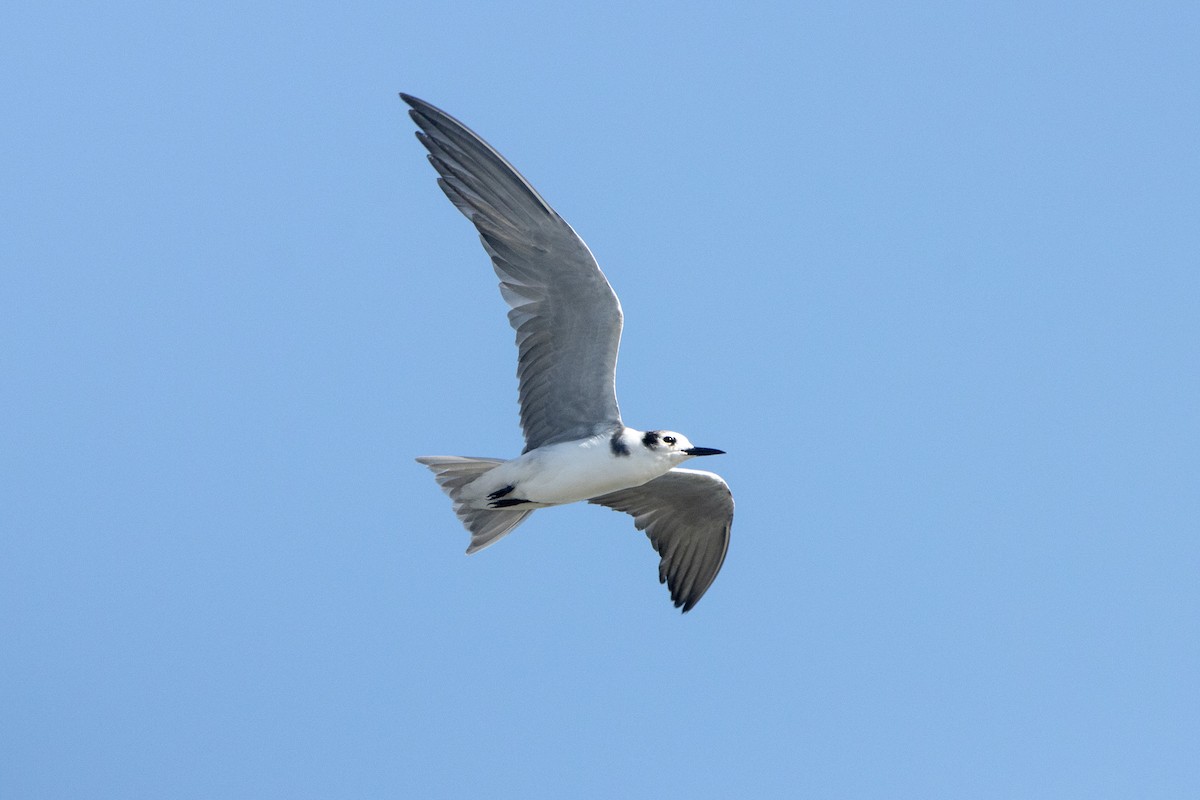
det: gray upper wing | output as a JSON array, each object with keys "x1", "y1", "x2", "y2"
[
  {"x1": 590, "y1": 468, "x2": 734, "y2": 612},
  {"x1": 401, "y1": 94, "x2": 623, "y2": 451}
]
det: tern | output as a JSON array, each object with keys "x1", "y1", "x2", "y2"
[{"x1": 402, "y1": 93, "x2": 734, "y2": 612}]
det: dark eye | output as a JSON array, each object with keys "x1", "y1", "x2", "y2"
[{"x1": 663, "y1": 436, "x2": 677, "y2": 445}]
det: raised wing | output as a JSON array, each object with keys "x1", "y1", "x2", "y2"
[
  {"x1": 401, "y1": 94, "x2": 624, "y2": 451},
  {"x1": 590, "y1": 468, "x2": 734, "y2": 612}
]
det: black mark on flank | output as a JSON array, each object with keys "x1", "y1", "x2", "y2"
[
  {"x1": 642, "y1": 431, "x2": 660, "y2": 448},
  {"x1": 610, "y1": 431, "x2": 630, "y2": 456},
  {"x1": 489, "y1": 497, "x2": 529, "y2": 509},
  {"x1": 487, "y1": 485, "x2": 515, "y2": 501}
]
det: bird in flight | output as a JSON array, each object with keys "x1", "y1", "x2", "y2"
[{"x1": 402, "y1": 93, "x2": 734, "y2": 612}]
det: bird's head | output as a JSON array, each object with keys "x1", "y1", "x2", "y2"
[{"x1": 640, "y1": 430, "x2": 725, "y2": 462}]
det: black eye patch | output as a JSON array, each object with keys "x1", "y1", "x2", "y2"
[{"x1": 642, "y1": 431, "x2": 660, "y2": 447}]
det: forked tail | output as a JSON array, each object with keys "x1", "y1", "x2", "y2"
[{"x1": 415, "y1": 456, "x2": 533, "y2": 553}]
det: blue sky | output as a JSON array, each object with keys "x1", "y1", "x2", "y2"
[{"x1": 3, "y1": 2, "x2": 1198, "y2": 798}]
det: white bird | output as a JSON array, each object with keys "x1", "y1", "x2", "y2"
[{"x1": 402, "y1": 93, "x2": 733, "y2": 612}]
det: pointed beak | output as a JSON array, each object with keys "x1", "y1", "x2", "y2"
[{"x1": 682, "y1": 446, "x2": 725, "y2": 457}]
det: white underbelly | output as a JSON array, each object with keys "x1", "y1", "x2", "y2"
[
  {"x1": 522, "y1": 456, "x2": 657, "y2": 504},
  {"x1": 468, "y1": 436, "x2": 666, "y2": 507}
]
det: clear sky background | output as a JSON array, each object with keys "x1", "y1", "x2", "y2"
[{"x1": 3, "y1": 2, "x2": 1198, "y2": 798}]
